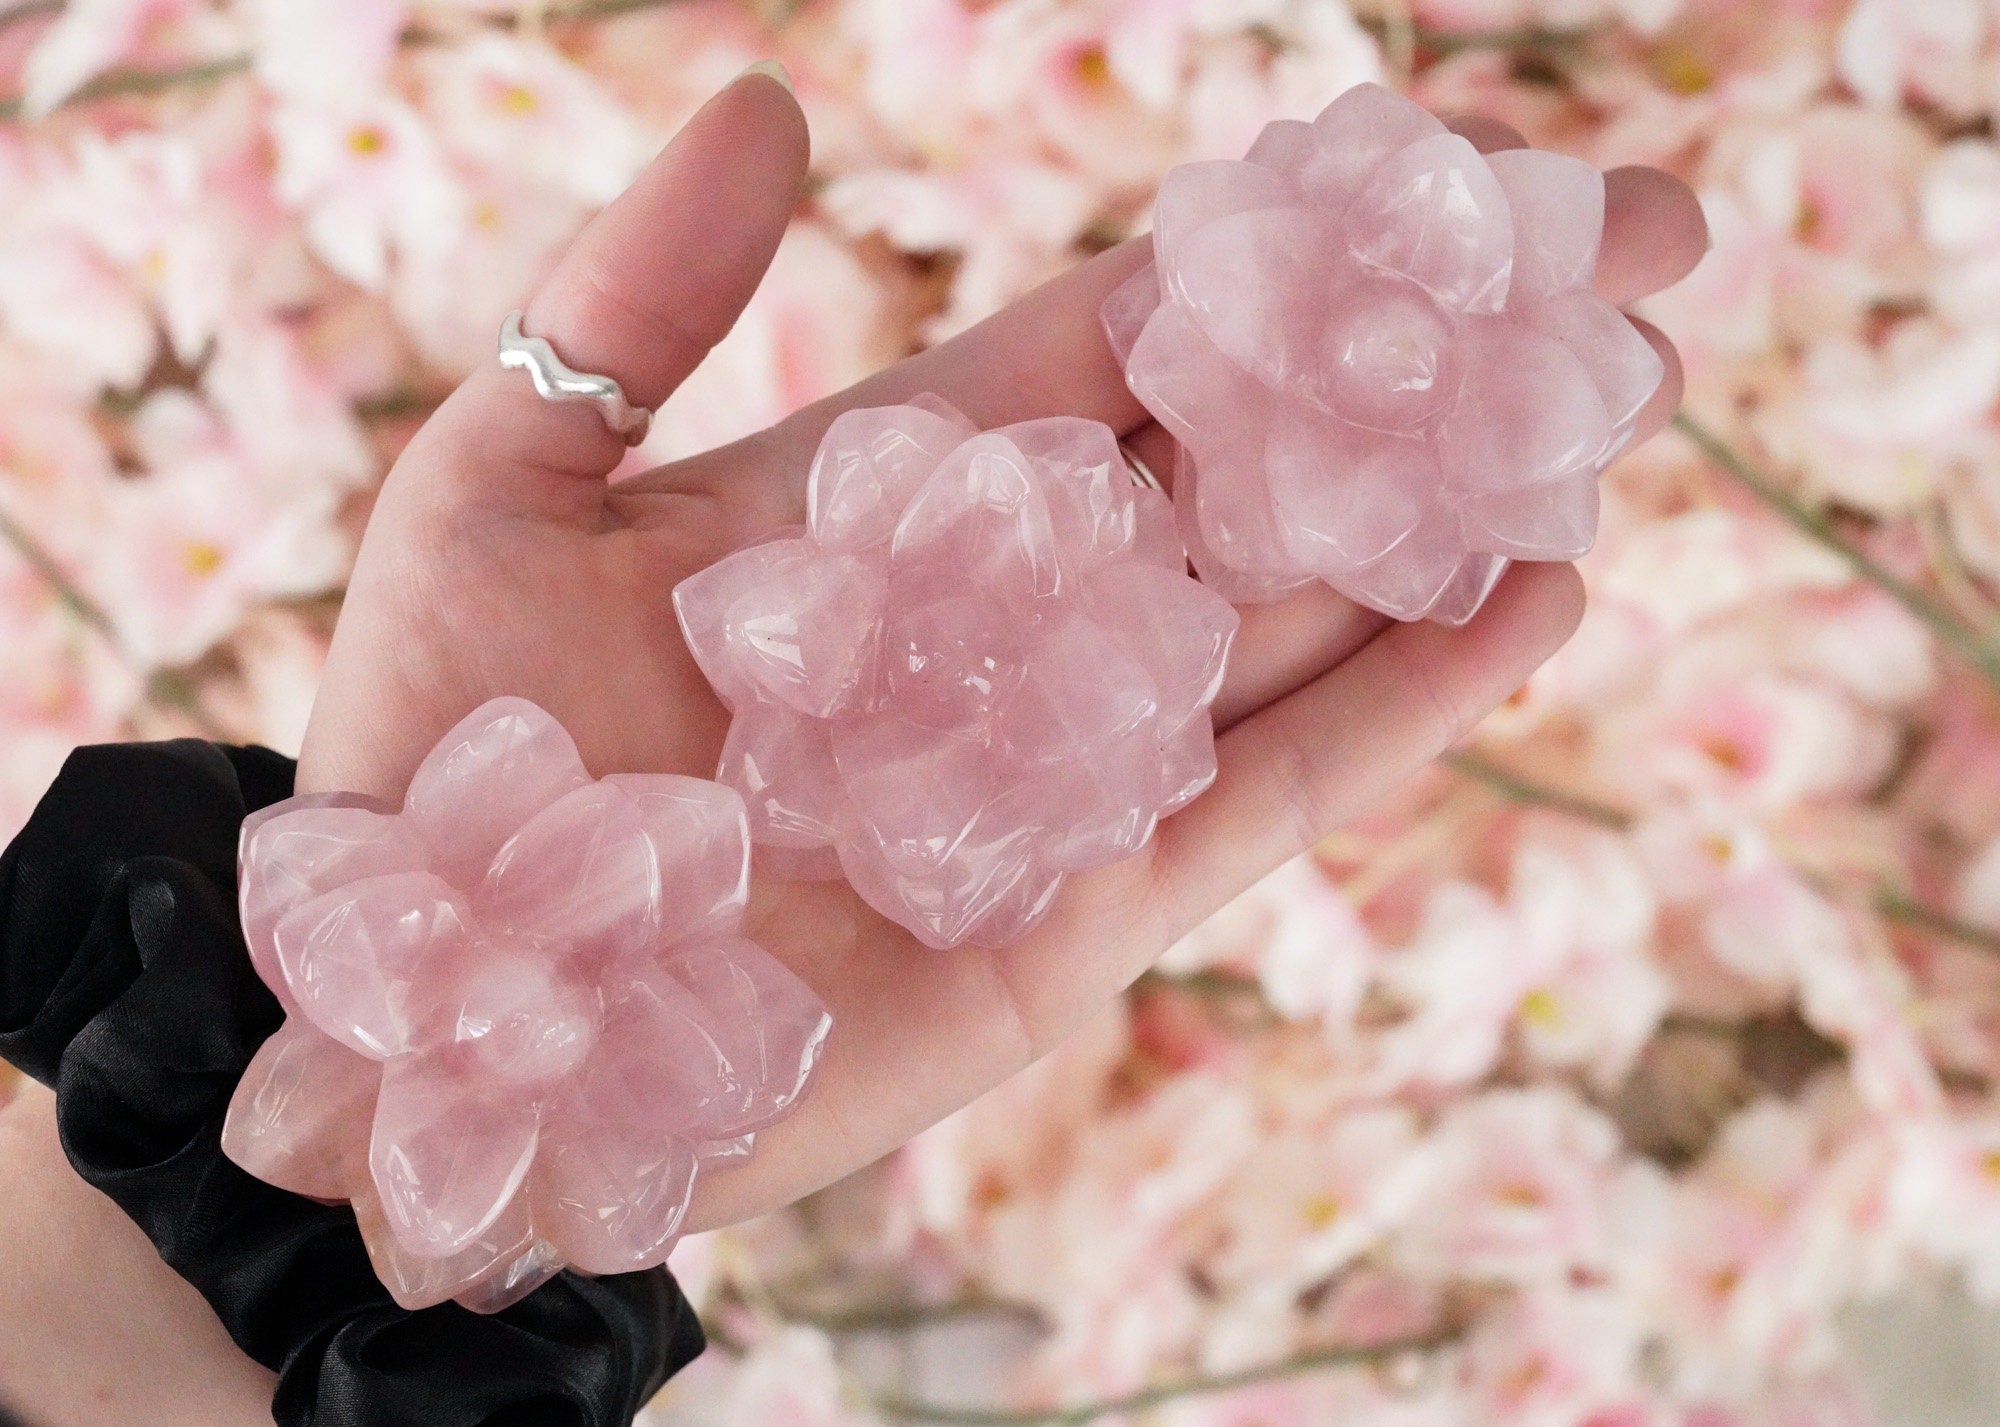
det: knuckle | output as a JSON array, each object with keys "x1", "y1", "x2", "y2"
[
  {"x1": 573, "y1": 260, "x2": 715, "y2": 372},
  {"x1": 1262, "y1": 717, "x2": 1336, "y2": 859},
  {"x1": 1398, "y1": 644, "x2": 1468, "y2": 750}
]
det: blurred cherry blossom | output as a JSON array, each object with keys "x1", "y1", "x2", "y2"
[{"x1": 8, "y1": 2, "x2": 2000, "y2": 1423}]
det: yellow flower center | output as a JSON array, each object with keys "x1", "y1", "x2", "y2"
[
  {"x1": 1519, "y1": 987, "x2": 1563, "y2": 1029},
  {"x1": 1655, "y1": 42, "x2": 1714, "y2": 96},
  {"x1": 182, "y1": 541, "x2": 225, "y2": 578},
  {"x1": 1700, "y1": 734, "x2": 1747, "y2": 772},
  {"x1": 499, "y1": 83, "x2": 539, "y2": 116},
  {"x1": 1301, "y1": 1192, "x2": 1342, "y2": 1230},
  {"x1": 1073, "y1": 45, "x2": 1114, "y2": 92},
  {"x1": 1979, "y1": 1149, "x2": 2000, "y2": 1183},
  {"x1": 347, "y1": 125, "x2": 388, "y2": 157}
]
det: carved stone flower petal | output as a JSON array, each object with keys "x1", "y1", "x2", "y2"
[
  {"x1": 223, "y1": 698, "x2": 829, "y2": 1311},
  {"x1": 674, "y1": 398, "x2": 1241, "y2": 950},
  {"x1": 1108, "y1": 82, "x2": 1665, "y2": 624}
]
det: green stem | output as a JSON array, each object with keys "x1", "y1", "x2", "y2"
[
  {"x1": 1415, "y1": 25, "x2": 1588, "y2": 56},
  {"x1": 1674, "y1": 412, "x2": 2000, "y2": 697},
  {"x1": 0, "y1": 54, "x2": 251, "y2": 121},
  {"x1": 0, "y1": 506, "x2": 117, "y2": 641},
  {"x1": 1139, "y1": 966, "x2": 1263, "y2": 997},
  {"x1": 533, "y1": 0, "x2": 707, "y2": 18},
  {"x1": 145, "y1": 668, "x2": 230, "y2": 741},
  {"x1": 748, "y1": 1294, "x2": 1044, "y2": 1337},
  {"x1": 354, "y1": 387, "x2": 443, "y2": 424},
  {"x1": 1921, "y1": 501, "x2": 2000, "y2": 639},
  {"x1": 873, "y1": 1328, "x2": 1457, "y2": 1426},
  {"x1": 0, "y1": 508, "x2": 227, "y2": 738},
  {"x1": 1446, "y1": 746, "x2": 2000, "y2": 960},
  {"x1": 1869, "y1": 888, "x2": 2000, "y2": 959},
  {"x1": 1350, "y1": 13, "x2": 1589, "y2": 56},
  {"x1": 0, "y1": 0, "x2": 704, "y2": 120},
  {"x1": 1440, "y1": 750, "x2": 1629, "y2": 829},
  {"x1": 0, "y1": 2, "x2": 1553, "y2": 122},
  {"x1": 0, "y1": 0, "x2": 59, "y2": 35}
]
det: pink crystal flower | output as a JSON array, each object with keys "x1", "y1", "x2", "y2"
[
  {"x1": 673, "y1": 398, "x2": 1240, "y2": 951},
  {"x1": 1103, "y1": 82, "x2": 1666, "y2": 624},
  {"x1": 221, "y1": 698, "x2": 830, "y2": 1313}
]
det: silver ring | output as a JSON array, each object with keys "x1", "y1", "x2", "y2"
[
  {"x1": 1119, "y1": 440, "x2": 1165, "y2": 492},
  {"x1": 497, "y1": 310, "x2": 652, "y2": 446}
]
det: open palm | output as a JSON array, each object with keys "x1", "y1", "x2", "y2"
[{"x1": 297, "y1": 72, "x2": 1707, "y2": 1236}]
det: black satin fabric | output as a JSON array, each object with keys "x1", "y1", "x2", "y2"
[{"x1": 0, "y1": 740, "x2": 705, "y2": 1427}]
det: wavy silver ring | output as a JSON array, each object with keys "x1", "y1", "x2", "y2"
[
  {"x1": 1119, "y1": 440, "x2": 1166, "y2": 493},
  {"x1": 497, "y1": 310, "x2": 652, "y2": 446}
]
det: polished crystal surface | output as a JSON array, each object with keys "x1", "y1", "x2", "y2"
[
  {"x1": 675, "y1": 398, "x2": 1239, "y2": 950},
  {"x1": 222, "y1": 698, "x2": 831, "y2": 1311},
  {"x1": 1104, "y1": 82, "x2": 1664, "y2": 624}
]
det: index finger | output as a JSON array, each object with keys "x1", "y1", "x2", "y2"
[
  {"x1": 1449, "y1": 112, "x2": 1708, "y2": 307},
  {"x1": 1598, "y1": 165, "x2": 1708, "y2": 305},
  {"x1": 638, "y1": 113, "x2": 1703, "y2": 513}
]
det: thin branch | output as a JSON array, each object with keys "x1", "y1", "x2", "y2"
[
  {"x1": 1440, "y1": 750, "x2": 1629, "y2": 829},
  {"x1": 354, "y1": 388, "x2": 445, "y2": 424},
  {"x1": 1134, "y1": 967, "x2": 1287, "y2": 1029},
  {"x1": 0, "y1": 506, "x2": 117, "y2": 641},
  {"x1": 0, "y1": 508, "x2": 228, "y2": 738},
  {"x1": 0, "y1": 0, "x2": 704, "y2": 120},
  {"x1": 1445, "y1": 745, "x2": 2000, "y2": 961},
  {"x1": 1353, "y1": 14, "x2": 1591, "y2": 58},
  {"x1": 789, "y1": 1296, "x2": 1044, "y2": 1336},
  {"x1": 403, "y1": 0, "x2": 703, "y2": 40},
  {"x1": 1416, "y1": 24, "x2": 1590, "y2": 56},
  {"x1": 1920, "y1": 499, "x2": 2000, "y2": 639},
  {"x1": 0, "y1": 0, "x2": 59, "y2": 35},
  {"x1": 1674, "y1": 412, "x2": 2000, "y2": 696},
  {"x1": 1660, "y1": 1010, "x2": 1753, "y2": 1038},
  {"x1": 144, "y1": 668, "x2": 230, "y2": 740},
  {"x1": 0, "y1": 54, "x2": 251, "y2": 121},
  {"x1": 1870, "y1": 888, "x2": 2000, "y2": 959},
  {"x1": 872, "y1": 1327, "x2": 1459, "y2": 1426},
  {"x1": 535, "y1": 0, "x2": 712, "y2": 18},
  {"x1": 0, "y1": 1, "x2": 1553, "y2": 123},
  {"x1": 1140, "y1": 966, "x2": 1267, "y2": 998}
]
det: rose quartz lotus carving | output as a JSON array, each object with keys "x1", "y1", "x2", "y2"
[
  {"x1": 221, "y1": 698, "x2": 830, "y2": 1313},
  {"x1": 1102, "y1": 82, "x2": 1665, "y2": 625},
  {"x1": 673, "y1": 397, "x2": 1240, "y2": 951}
]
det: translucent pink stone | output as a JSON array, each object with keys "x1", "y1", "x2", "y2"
[
  {"x1": 273, "y1": 872, "x2": 471, "y2": 1059},
  {"x1": 675, "y1": 400, "x2": 1239, "y2": 950},
  {"x1": 352, "y1": 1186, "x2": 560, "y2": 1315},
  {"x1": 238, "y1": 794, "x2": 421, "y2": 1012},
  {"x1": 1105, "y1": 82, "x2": 1664, "y2": 625},
  {"x1": 220, "y1": 1017, "x2": 379, "y2": 1202},
  {"x1": 222, "y1": 698, "x2": 830, "y2": 1312}
]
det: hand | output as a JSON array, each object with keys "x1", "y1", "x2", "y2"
[
  {"x1": 297, "y1": 73, "x2": 1706, "y2": 1233},
  {"x1": 0, "y1": 70, "x2": 1706, "y2": 1423}
]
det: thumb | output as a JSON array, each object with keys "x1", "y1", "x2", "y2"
[{"x1": 397, "y1": 64, "x2": 808, "y2": 517}]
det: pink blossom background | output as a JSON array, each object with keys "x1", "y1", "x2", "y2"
[{"x1": 6, "y1": 0, "x2": 2000, "y2": 1421}]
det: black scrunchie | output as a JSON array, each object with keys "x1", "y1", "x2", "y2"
[{"x1": 0, "y1": 739, "x2": 705, "y2": 1426}]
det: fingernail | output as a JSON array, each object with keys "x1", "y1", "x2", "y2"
[{"x1": 736, "y1": 59, "x2": 794, "y2": 95}]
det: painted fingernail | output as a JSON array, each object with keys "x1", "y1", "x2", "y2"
[{"x1": 736, "y1": 59, "x2": 794, "y2": 95}]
